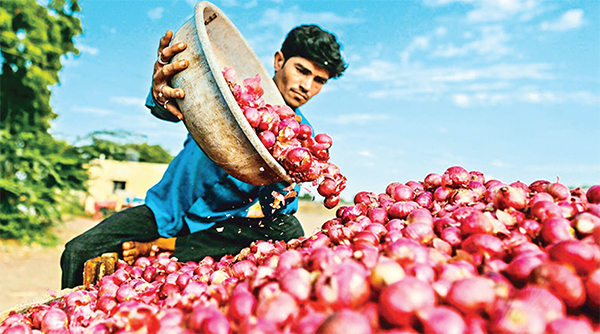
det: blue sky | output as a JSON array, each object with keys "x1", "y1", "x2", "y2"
[{"x1": 50, "y1": 0, "x2": 600, "y2": 201}]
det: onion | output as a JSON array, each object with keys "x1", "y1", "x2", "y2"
[
  {"x1": 279, "y1": 267, "x2": 311, "y2": 302},
  {"x1": 547, "y1": 239, "x2": 600, "y2": 276},
  {"x1": 459, "y1": 211, "x2": 494, "y2": 236},
  {"x1": 369, "y1": 256, "x2": 406, "y2": 290},
  {"x1": 540, "y1": 217, "x2": 575, "y2": 245},
  {"x1": 446, "y1": 276, "x2": 496, "y2": 315},
  {"x1": 255, "y1": 291, "x2": 299, "y2": 328},
  {"x1": 585, "y1": 268, "x2": 600, "y2": 309},
  {"x1": 406, "y1": 208, "x2": 433, "y2": 226},
  {"x1": 41, "y1": 308, "x2": 68, "y2": 333},
  {"x1": 503, "y1": 252, "x2": 546, "y2": 286},
  {"x1": 573, "y1": 212, "x2": 600, "y2": 235},
  {"x1": 384, "y1": 238, "x2": 428, "y2": 267},
  {"x1": 529, "y1": 262, "x2": 586, "y2": 310},
  {"x1": 441, "y1": 166, "x2": 470, "y2": 188},
  {"x1": 433, "y1": 186, "x2": 454, "y2": 202},
  {"x1": 315, "y1": 259, "x2": 370, "y2": 309},
  {"x1": 586, "y1": 185, "x2": 600, "y2": 204},
  {"x1": 316, "y1": 310, "x2": 373, "y2": 334},
  {"x1": 546, "y1": 317, "x2": 595, "y2": 334},
  {"x1": 424, "y1": 173, "x2": 442, "y2": 190},
  {"x1": 460, "y1": 234, "x2": 505, "y2": 260},
  {"x1": 391, "y1": 184, "x2": 414, "y2": 202},
  {"x1": 402, "y1": 222, "x2": 435, "y2": 245},
  {"x1": 547, "y1": 178, "x2": 571, "y2": 201},
  {"x1": 441, "y1": 226, "x2": 462, "y2": 247},
  {"x1": 378, "y1": 276, "x2": 436, "y2": 327},
  {"x1": 488, "y1": 300, "x2": 546, "y2": 334},
  {"x1": 493, "y1": 186, "x2": 528, "y2": 210},
  {"x1": 514, "y1": 286, "x2": 566, "y2": 322},
  {"x1": 530, "y1": 180, "x2": 551, "y2": 193},
  {"x1": 387, "y1": 201, "x2": 420, "y2": 219},
  {"x1": 258, "y1": 130, "x2": 276, "y2": 149},
  {"x1": 417, "y1": 306, "x2": 467, "y2": 334}
]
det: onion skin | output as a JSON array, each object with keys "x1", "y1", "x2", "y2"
[
  {"x1": 586, "y1": 185, "x2": 600, "y2": 204},
  {"x1": 378, "y1": 276, "x2": 436, "y2": 327},
  {"x1": 546, "y1": 317, "x2": 595, "y2": 334},
  {"x1": 514, "y1": 286, "x2": 566, "y2": 322},
  {"x1": 488, "y1": 300, "x2": 547, "y2": 334},
  {"x1": 547, "y1": 239, "x2": 600, "y2": 276},
  {"x1": 540, "y1": 217, "x2": 575, "y2": 245},
  {"x1": 585, "y1": 268, "x2": 600, "y2": 309},
  {"x1": 316, "y1": 310, "x2": 373, "y2": 334},
  {"x1": 493, "y1": 186, "x2": 528, "y2": 211},
  {"x1": 529, "y1": 262, "x2": 586, "y2": 310},
  {"x1": 446, "y1": 276, "x2": 496, "y2": 315},
  {"x1": 417, "y1": 306, "x2": 467, "y2": 334}
]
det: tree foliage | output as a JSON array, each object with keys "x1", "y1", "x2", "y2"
[
  {"x1": 1, "y1": 0, "x2": 85, "y2": 244},
  {"x1": 78, "y1": 130, "x2": 174, "y2": 164}
]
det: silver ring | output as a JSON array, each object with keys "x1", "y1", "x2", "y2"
[
  {"x1": 157, "y1": 53, "x2": 169, "y2": 65},
  {"x1": 158, "y1": 84, "x2": 166, "y2": 98},
  {"x1": 163, "y1": 99, "x2": 170, "y2": 109}
]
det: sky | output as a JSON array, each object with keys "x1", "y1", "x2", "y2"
[{"x1": 49, "y1": 0, "x2": 600, "y2": 201}]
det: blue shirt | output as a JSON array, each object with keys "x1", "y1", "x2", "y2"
[{"x1": 144, "y1": 93, "x2": 302, "y2": 237}]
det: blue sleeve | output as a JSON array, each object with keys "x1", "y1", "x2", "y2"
[{"x1": 145, "y1": 89, "x2": 181, "y2": 123}]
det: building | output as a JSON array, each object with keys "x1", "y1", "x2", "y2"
[{"x1": 83, "y1": 158, "x2": 168, "y2": 215}]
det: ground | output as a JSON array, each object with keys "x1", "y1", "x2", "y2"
[{"x1": 0, "y1": 201, "x2": 335, "y2": 313}]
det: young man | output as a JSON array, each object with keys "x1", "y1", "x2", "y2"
[{"x1": 60, "y1": 25, "x2": 347, "y2": 289}]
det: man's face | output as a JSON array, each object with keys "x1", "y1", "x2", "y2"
[{"x1": 272, "y1": 51, "x2": 330, "y2": 109}]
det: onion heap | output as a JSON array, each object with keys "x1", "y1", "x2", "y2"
[
  {"x1": 2, "y1": 166, "x2": 600, "y2": 334},
  {"x1": 222, "y1": 67, "x2": 346, "y2": 208}
]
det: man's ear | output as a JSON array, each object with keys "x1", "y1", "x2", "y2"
[{"x1": 273, "y1": 51, "x2": 285, "y2": 72}]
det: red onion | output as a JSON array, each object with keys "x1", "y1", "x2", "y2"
[
  {"x1": 446, "y1": 276, "x2": 496, "y2": 315},
  {"x1": 258, "y1": 130, "x2": 276, "y2": 149},
  {"x1": 585, "y1": 268, "x2": 600, "y2": 309},
  {"x1": 547, "y1": 317, "x2": 595, "y2": 334},
  {"x1": 391, "y1": 184, "x2": 414, "y2": 202},
  {"x1": 503, "y1": 252, "x2": 546, "y2": 286},
  {"x1": 41, "y1": 308, "x2": 68, "y2": 333},
  {"x1": 441, "y1": 166, "x2": 470, "y2": 188},
  {"x1": 459, "y1": 211, "x2": 494, "y2": 236},
  {"x1": 315, "y1": 259, "x2": 370, "y2": 309},
  {"x1": 279, "y1": 267, "x2": 311, "y2": 302},
  {"x1": 573, "y1": 212, "x2": 600, "y2": 235},
  {"x1": 423, "y1": 173, "x2": 442, "y2": 190},
  {"x1": 433, "y1": 186, "x2": 454, "y2": 202},
  {"x1": 540, "y1": 217, "x2": 575, "y2": 245},
  {"x1": 460, "y1": 233, "x2": 505, "y2": 260},
  {"x1": 402, "y1": 222, "x2": 435, "y2": 245},
  {"x1": 387, "y1": 201, "x2": 420, "y2": 219},
  {"x1": 406, "y1": 208, "x2": 433, "y2": 226},
  {"x1": 255, "y1": 291, "x2": 299, "y2": 328},
  {"x1": 384, "y1": 238, "x2": 428, "y2": 267},
  {"x1": 586, "y1": 185, "x2": 600, "y2": 204},
  {"x1": 488, "y1": 300, "x2": 546, "y2": 334},
  {"x1": 441, "y1": 226, "x2": 462, "y2": 247},
  {"x1": 417, "y1": 306, "x2": 467, "y2": 334},
  {"x1": 292, "y1": 312, "x2": 328, "y2": 334},
  {"x1": 493, "y1": 186, "x2": 528, "y2": 210},
  {"x1": 529, "y1": 262, "x2": 586, "y2": 310},
  {"x1": 316, "y1": 310, "x2": 373, "y2": 334},
  {"x1": 514, "y1": 286, "x2": 566, "y2": 322},
  {"x1": 547, "y1": 178, "x2": 571, "y2": 201},
  {"x1": 547, "y1": 239, "x2": 600, "y2": 276},
  {"x1": 378, "y1": 276, "x2": 436, "y2": 327}
]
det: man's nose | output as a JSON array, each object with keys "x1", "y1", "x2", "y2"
[{"x1": 299, "y1": 77, "x2": 312, "y2": 93}]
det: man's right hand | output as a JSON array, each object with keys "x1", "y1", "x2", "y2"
[{"x1": 153, "y1": 30, "x2": 189, "y2": 120}]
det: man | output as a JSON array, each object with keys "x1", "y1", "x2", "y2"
[{"x1": 61, "y1": 24, "x2": 346, "y2": 289}]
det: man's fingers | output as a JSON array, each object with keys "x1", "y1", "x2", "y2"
[
  {"x1": 164, "y1": 99, "x2": 184, "y2": 120},
  {"x1": 159, "y1": 42, "x2": 187, "y2": 63},
  {"x1": 154, "y1": 59, "x2": 189, "y2": 83},
  {"x1": 157, "y1": 30, "x2": 173, "y2": 57}
]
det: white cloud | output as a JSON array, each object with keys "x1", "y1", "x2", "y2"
[
  {"x1": 327, "y1": 113, "x2": 390, "y2": 125},
  {"x1": 148, "y1": 7, "x2": 165, "y2": 20},
  {"x1": 433, "y1": 25, "x2": 511, "y2": 59},
  {"x1": 72, "y1": 106, "x2": 113, "y2": 116},
  {"x1": 110, "y1": 97, "x2": 146, "y2": 106},
  {"x1": 358, "y1": 151, "x2": 374, "y2": 157},
  {"x1": 453, "y1": 94, "x2": 470, "y2": 107},
  {"x1": 76, "y1": 44, "x2": 99, "y2": 56},
  {"x1": 400, "y1": 36, "x2": 430, "y2": 65},
  {"x1": 256, "y1": 7, "x2": 362, "y2": 36},
  {"x1": 541, "y1": 9, "x2": 584, "y2": 31},
  {"x1": 425, "y1": 0, "x2": 544, "y2": 22}
]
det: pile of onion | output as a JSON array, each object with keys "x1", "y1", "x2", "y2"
[
  {"x1": 222, "y1": 67, "x2": 346, "y2": 208},
  {"x1": 2, "y1": 166, "x2": 599, "y2": 334}
]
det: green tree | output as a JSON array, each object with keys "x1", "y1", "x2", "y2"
[
  {"x1": 78, "y1": 130, "x2": 174, "y2": 164},
  {"x1": 0, "y1": 0, "x2": 86, "y2": 244}
]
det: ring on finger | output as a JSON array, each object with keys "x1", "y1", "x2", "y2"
[
  {"x1": 163, "y1": 99, "x2": 170, "y2": 109},
  {"x1": 157, "y1": 52, "x2": 169, "y2": 65},
  {"x1": 157, "y1": 83, "x2": 166, "y2": 98}
]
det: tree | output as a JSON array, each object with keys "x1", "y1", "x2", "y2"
[
  {"x1": 78, "y1": 130, "x2": 174, "y2": 164},
  {"x1": 0, "y1": 0, "x2": 85, "y2": 244}
]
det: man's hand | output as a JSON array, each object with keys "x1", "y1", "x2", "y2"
[{"x1": 153, "y1": 30, "x2": 189, "y2": 120}]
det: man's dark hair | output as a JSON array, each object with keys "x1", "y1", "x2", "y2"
[{"x1": 280, "y1": 25, "x2": 348, "y2": 79}]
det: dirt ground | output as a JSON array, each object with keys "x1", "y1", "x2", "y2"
[{"x1": 0, "y1": 201, "x2": 335, "y2": 313}]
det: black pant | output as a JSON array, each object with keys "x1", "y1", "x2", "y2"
[{"x1": 60, "y1": 205, "x2": 304, "y2": 288}]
